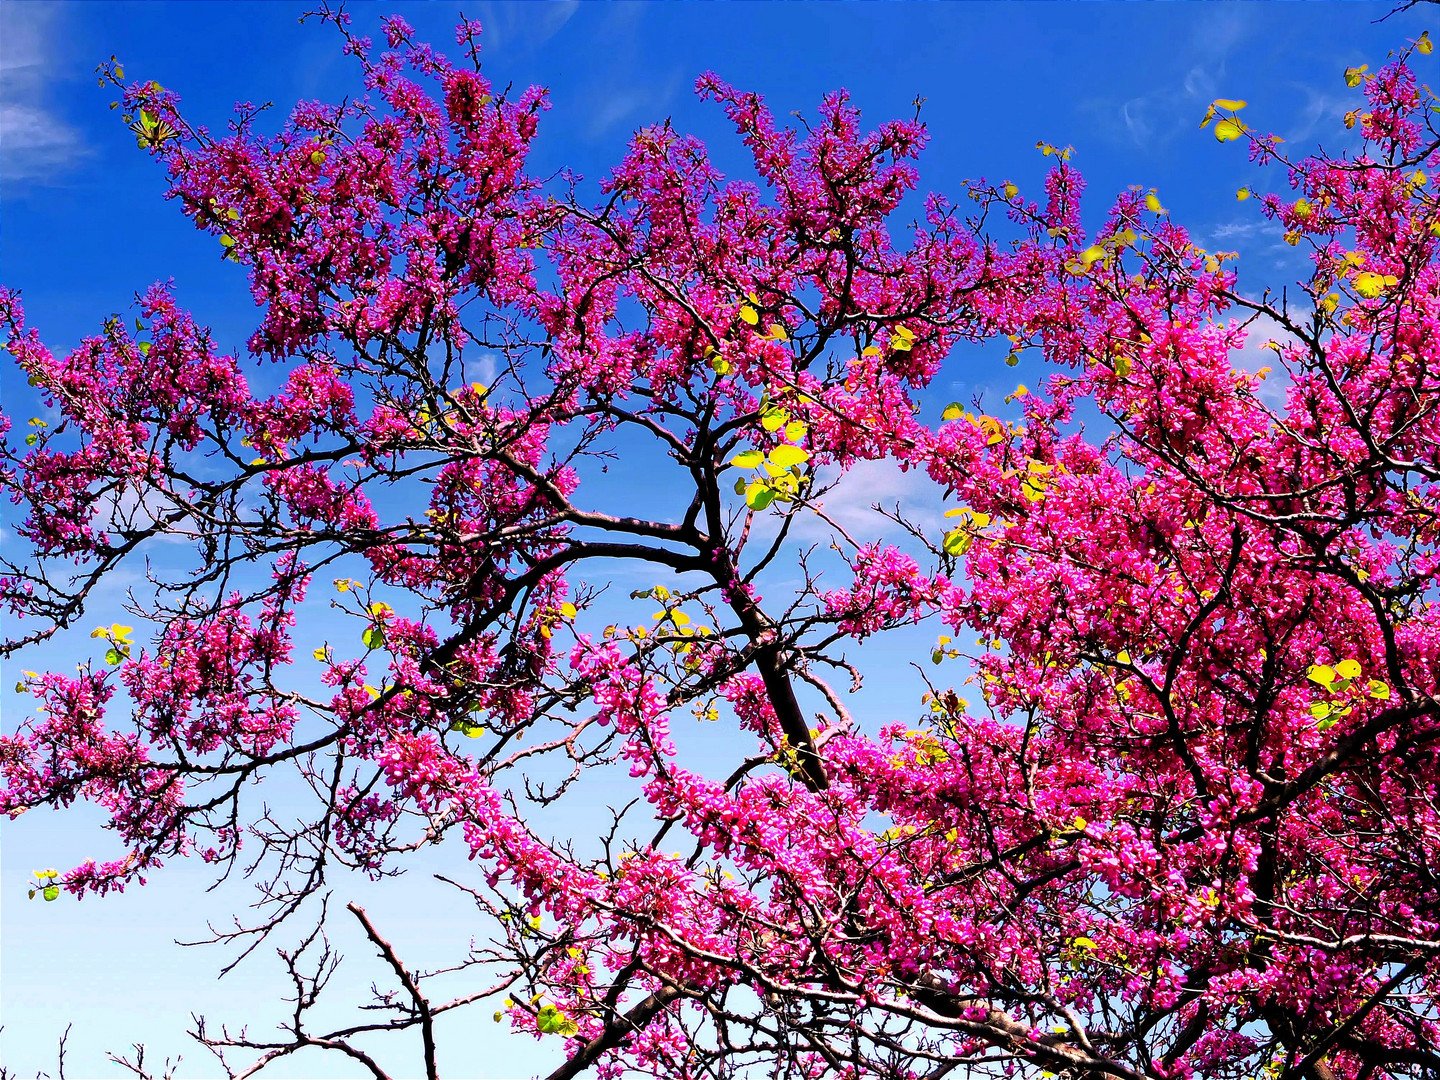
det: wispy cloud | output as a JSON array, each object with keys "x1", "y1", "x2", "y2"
[
  {"x1": 585, "y1": 77, "x2": 684, "y2": 142},
  {"x1": 1284, "y1": 82, "x2": 1356, "y2": 146},
  {"x1": 791, "y1": 458, "x2": 946, "y2": 550},
  {"x1": 1229, "y1": 312, "x2": 1297, "y2": 411},
  {"x1": 0, "y1": 3, "x2": 86, "y2": 186},
  {"x1": 470, "y1": 0, "x2": 580, "y2": 57},
  {"x1": 1086, "y1": 7, "x2": 1250, "y2": 152}
]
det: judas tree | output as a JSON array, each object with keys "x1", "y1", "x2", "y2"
[{"x1": 4, "y1": 11, "x2": 1440, "y2": 1080}]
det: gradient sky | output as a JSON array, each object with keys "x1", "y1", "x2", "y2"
[{"x1": 1, "y1": 2, "x2": 1431, "y2": 1078}]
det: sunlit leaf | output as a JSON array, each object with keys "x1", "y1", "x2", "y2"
[
  {"x1": 1213, "y1": 118, "x2": 1247, "y2": 142},
  {"x1": 768, "y1": 444, "x2": 809, "y2": 468},
  {"x1": 943, "y1": 529, "x2": 971, "y2": 556},
  {"x1": 745, "y1": 483, "x2": 775, "y2": 511}
]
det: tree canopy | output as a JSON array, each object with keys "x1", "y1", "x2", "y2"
[{"x1": 5, "y1": 12, "x2": 1440, "y2": 1080}]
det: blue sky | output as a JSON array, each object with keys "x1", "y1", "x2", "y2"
[{"x1": 1, "y1": 2, "x2": 1431, "y2": 1078}]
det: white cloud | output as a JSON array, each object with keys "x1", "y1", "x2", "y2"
[
  {"x1": 790, "y1": 457, "x2": 946, "y2": 551},
  {"x1": 470, "y1": 1, "x2": 580, "y2": 56},
  {"x1": 0, "y1": 3, "x2": 86, "y2": 185},
  {"x1": 1229, "y1": 312, "x2": 1297, "y2": 411},
  {"x1": 1085, "y1": 7, "x2": 1250, "y2": 152}
]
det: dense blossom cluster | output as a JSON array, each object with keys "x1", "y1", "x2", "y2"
[{"x1": 3, "y1": 12, "x2": 1440, "y2": 1080}]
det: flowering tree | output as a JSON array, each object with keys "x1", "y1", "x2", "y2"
[{"x1": 5, "y1": 11, "x2": 1440, "y2": 1080}]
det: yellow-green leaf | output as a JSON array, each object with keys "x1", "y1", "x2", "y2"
[
  {"x1": 745, "y1": 483, "x2": 775, "y2": 511},
  {"x1": 768, "y1": 444, "x2": 809, "y2": 468},
  {"x1": 1213, "y1": 118, "x2": 1247, "y2": 143},
  {"x1": 1353, "y1": 272, "x2": 1388, "y2": 298}
]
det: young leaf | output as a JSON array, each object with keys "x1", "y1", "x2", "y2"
[{"x1": 768, "y1": 444, "x2": 809, "y2": 468}]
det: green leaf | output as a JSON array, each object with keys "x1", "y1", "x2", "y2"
[
  {"x1": 362, "y1": 626, "x2": 386, "y2": 650},
  {"x1": 760, "y1": 410, "x2": 788, "y2": 432},
  {"x1": 450, "y1": 720, "x2": 486, "y2": 738},
  {"x1": 1213, "y1": 118, "x2": 1247, "y2": 142},
  {"x1": 941, "y1": 403, "x2": 964, "y2": 421},
  {"x1": 105, "y1": 648, "x2": 123, "y2": 666},
  {"x1": 745, "y1": 483, "x2": 775, "y2": 511},
  {"x1": 768, "y1": 444, "x2": 809, "y2": 468},
  {"x1": 943, "y1": 529, "x2": 972, "y2": 557},
  {"x1": 43, "y1": 885, "x2": 59, "y2": 902},
  {"x1": 25, "y1": 434, "x2": 37, "y2": 446},
  {"x1": 536, "y1": 1004, "x2": 574, "y2": 1034}
]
